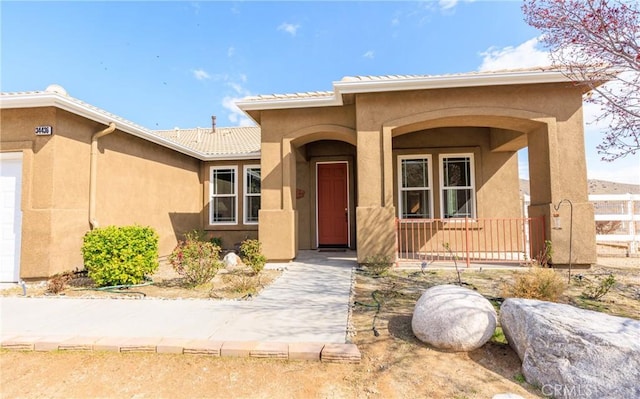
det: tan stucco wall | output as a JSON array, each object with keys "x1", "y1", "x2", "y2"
[
  {"x1": 0, "y1": 107, "x2": 202, "y2": 279},
  {"x1": 254, "y1": 82, "x2": 596, "y2": 266},
  {"x1": 203, "y1": 159, "x2": 260, "y2": 250}
]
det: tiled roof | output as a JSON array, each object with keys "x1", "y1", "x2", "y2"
[
  {"x1": 1, "y1": 89, "x2": 151, "y2": 133},
  {"x1": 238, "y1": 68, "x2": 575, "y2": 105},
  {"x1": 1, "y1": 86, "x2": 260, "y2": 160},
  {"x1": 243, "y1": 91, "x2": 333, "y2": 101},
  {"x1": 153, "y1": 126, "x2": 260, "y2": 157},
  {"x1": 338, "y1": 67, "x2": 564, "y2": 83}
]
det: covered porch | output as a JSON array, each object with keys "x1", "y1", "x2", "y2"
[{"x1": 236, "y1": 71, "x2": 598, "y2": 267}]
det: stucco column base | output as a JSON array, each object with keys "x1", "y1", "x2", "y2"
[
  {"x1": 355, "y1": 206, "x2": 396, "y2": 263},
  {"x1": 528, "y1": 202, "x2": 596, "y2": 267},
  {"x1": 258, "y1": 209, "x2": 298, "y2": 261}
]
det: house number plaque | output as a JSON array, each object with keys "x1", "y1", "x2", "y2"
[{"x1": 35, "y1": 125, "x2": 53, "y2": 136}]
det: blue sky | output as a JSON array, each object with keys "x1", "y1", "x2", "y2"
[{"x1": 2, "y1": 1, "x2": 638, "y2": 184}]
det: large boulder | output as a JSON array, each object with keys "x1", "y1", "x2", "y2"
[
  {"x1": 411, "y1": 284, "x2": 497, "y2": 351},
  {"x1": 500, "y1": 298, "x2": 640, "y2": 399}
]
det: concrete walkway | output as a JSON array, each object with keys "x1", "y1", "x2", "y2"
[{"x1": 0, "y1": 251, "x2": 355, "y2": 344}]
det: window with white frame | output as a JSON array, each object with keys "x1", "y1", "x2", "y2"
[
  {"x1": 210, "y1": 166, "x2": 237, "y2": 224},
  {"x1": 398, "y1": 155, "x2": 433, "y2": 219},
  {"x1": 440, "y1": 154, "x2": 476, "y2": 218},
  {"x1": 244, "y1": 165, "x2": 261, "y2": 224}
]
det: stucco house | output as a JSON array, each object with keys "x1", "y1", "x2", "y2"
[{"x1": 0, "y1": 70, "x2": 598, "y2": 281}]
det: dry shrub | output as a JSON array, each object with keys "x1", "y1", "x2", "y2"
[
  {"x1": 220, "y1": 269, "x2": 262, "y2": 296},
  {"x1": 46, "y1": 271, "x2": 75, "y2": 294},
  {"x1": 502, "y1": 267, "x2": 566, "y2": 302}
]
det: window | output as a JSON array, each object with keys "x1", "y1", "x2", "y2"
[
  {"x1": 210, "y1": 166, "x2": 237, "y2": 224},
  {"x1": 398, "y1": 155, "x2": 433, "y2": 219},
  {"x1": 244, "y1": 165, "x2": 261, "y2": 224},
  {"x1": 440, "y1": 154, "x2": 475, "y2": 218}
]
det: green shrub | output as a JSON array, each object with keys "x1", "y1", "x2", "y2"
[
  {"x1": 534, "y1": 240, "x2": 553, "y2": 267},
  {"x1": 502, "y1": 266, "x2": 566, "y2": 302},
  {"x1": 169, "y1": 231, "x2": 223, "y2": 287},
  {"x1": 82, "y1": 225, "x2": 159, "y2": 287},
  {"x1": 362, "y1": 253, "x2": 394, "y2": 276},
  {"x1": 239, "y1": 239, "x2": 267, "y2": 275},
  {"x1": 582, "y1": 274, "x2": 616, "y2": 300},
  {"x1": 210, "y1": 236, "x2": 223, "y2": 248}
]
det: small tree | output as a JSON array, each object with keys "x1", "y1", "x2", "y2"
[{"x1": 522, "y1": 0, "x2": 640, "y2": 160}]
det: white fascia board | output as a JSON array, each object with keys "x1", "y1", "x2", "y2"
[
  {"x1": 0, "y1": 93, "x2": 207, "y2": 160},
  {"x1": 333, "y1": 71, "x2": 575, "y2": 95},
  {"x1": 201, "y1": 152, "x2": 261, "y2": 161},
  {"x1": 235, "y1": 95, "x2": 342, "y2": 111},
  {"x1": 234, "y1": 71, "x2": 576, "y2": 113}
]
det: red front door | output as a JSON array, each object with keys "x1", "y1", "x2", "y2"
[{"x1": 317, "y1": 163, "x2": 349, "y2": 246}]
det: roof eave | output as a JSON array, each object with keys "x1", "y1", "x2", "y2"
[
  {"x1": 235, "y1": 70, "x2": 591, "y2": 113},
  {"x1": 236, "y1": 96, "x2": 342, "y2": 112},
  {"x1": 334, "y1": 71, "x2": 576, "y2": 94},
  {"x1": 201, "y1": 152, "x2": 261, "y2": 161},
  {"x1": 1, "y1": 94, "x2": 209, "y2": 161}
]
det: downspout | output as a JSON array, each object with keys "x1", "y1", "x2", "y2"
[{"x1": 89, "y1": 122, "x2": 116, "y2": 229}]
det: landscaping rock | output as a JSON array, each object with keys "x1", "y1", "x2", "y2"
[
  {"x1": 223, "y1": 252, "x2": 239, "y2": 268},
  {"x1": 500, "y1": 298, "x2": 640, "y2": 399},
  {"x1": 411, "y1": 284, "x2": 497, "y2": 352},
  {"x1": 492, "y1": 394, "x2": 524, "y2": 399}
]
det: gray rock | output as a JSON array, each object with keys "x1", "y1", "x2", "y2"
[
  {"x1": 411, "y1": 284, "x2": 497, "y2": 351},
  {"x1": 492, "y1": 394, "x2": 525, "y2": 399},
  {"x1": 223, "y1": 252, "x2": 239, "y2": 268},
  {"x1": 500, "y1": 298, "x2": 640, "y2": 399}
]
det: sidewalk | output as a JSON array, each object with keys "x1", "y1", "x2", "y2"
[{"x1": 0, "y1": 251, "x2": 360, "y2": 361}]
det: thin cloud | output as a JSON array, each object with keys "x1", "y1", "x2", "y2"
[
  {"x1": 222, "y1": 78, "x2": 254, "y2": 127},
  {"x1": 227, "y1": 46, "x2": 235, "y2": 57},
  {"x1": 223, "y1": 96, "x2": 254, "y2": 127},
  {"x1": 278, "y1": 22, "x2": 300, "y2": 37},
  {"x1": 478, "y1": 37, "x2": 551, "y2": 71},
  {"x1": 439, "y1": 0, "x2": 475, "y2": 12},
  {"x1": 192, "y1": 68, "x2": 211, "y2": 80},
  {"x1": 363, "y1": 50, "x2": 375, "y2": 59},
  {"x1": 439, "y1": 0, "x2": 459, "y2": 10}
]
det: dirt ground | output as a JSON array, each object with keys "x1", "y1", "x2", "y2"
[
  {"x1": 1, "y1": 255, "x2": 638, "y2": 399},
  {"x1": 0, "y1": 259, "x2": 282, "y2": 300}
]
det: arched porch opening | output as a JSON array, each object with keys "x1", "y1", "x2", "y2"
[{"x1": 383, "y1": 109, "x2": 554, "y2": 265}]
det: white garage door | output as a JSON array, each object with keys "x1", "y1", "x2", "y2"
[{"x1": 0, "y1": 152, "x2": 23, "y2": 282}]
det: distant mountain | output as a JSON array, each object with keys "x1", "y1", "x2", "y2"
[{"x1": 520, "y1": 179, "x2": 640, "y2": 196}]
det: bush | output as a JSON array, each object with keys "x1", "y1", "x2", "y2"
[
  {"x1": 82, "y1": 225, "x2": 159, "y2": 287},
  {"x1": 239, "y1": 239, "x2": 267, "y2": 275},
  {"x1": 582, "y1": 274, "x2": 616, "y2": 300},
  {"x1": 169, "y1": 231, "x2": 223, "y2": 287},
  {"x1": 534, "y1": 240, "x2": 553, "y2": 268},
  {"x1": 362, "y1": 253, "x2": 393, "y2": 276},
  {"x1": 46, "y1": 271, "x2": 73, "y2": 294},
  {"x1": 220, "y1": 269, "x2": 262, "y2": 296},
  {"x1": 502, "y1": 266, "x2": 566, "y2": 302}
]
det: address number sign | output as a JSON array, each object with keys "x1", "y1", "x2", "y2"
[{"x1": 35, "y1": 125, "x2": 53, "y2": 136}]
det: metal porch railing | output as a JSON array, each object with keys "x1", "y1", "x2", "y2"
[{"x1": 396, "y1": 216, "x2": 546, "y2": 267}]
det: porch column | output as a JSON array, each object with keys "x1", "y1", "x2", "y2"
[
  {"x1": 258, "y1": 136, "x2": 297, "y2": 261},
  {"x1": 355, "y1": 127, "x2": 396, "y2": 263},
  {"x1": 527, "y1": 120, "x2": 596, "y2": 267}
]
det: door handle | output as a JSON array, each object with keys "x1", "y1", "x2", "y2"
[{"x1": 345, "y1": 208, "x2": 348, "y2": 222}]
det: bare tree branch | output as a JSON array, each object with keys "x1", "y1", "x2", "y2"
[{"x1": 523, "y1": 0, "x2": 640, "y2": 161}]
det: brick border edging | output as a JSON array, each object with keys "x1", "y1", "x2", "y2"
[{"x1": 0, "y1": 336, "x2": 361, "y2": 364}]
